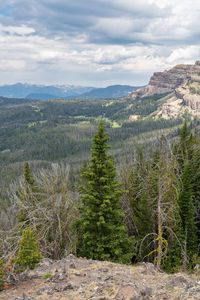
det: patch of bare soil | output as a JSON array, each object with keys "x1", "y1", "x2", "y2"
[{"x1": 0, "y1": 255, "x2": 200, "y2": 300}]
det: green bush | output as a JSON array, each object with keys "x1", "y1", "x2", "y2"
[
  {"x1": 0, "y1": 259, "x2": 5, "y2": 291},
  {"x1": 16, "y1": 228, "x2": 42, "y2": 270}
]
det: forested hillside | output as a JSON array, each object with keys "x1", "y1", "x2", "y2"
[
  {"x1": 0, "y1": 94, "x2": 186, "y2": 190},
  {"x1": 0, "y1": 120, "x2": 200, "y2": 294}
]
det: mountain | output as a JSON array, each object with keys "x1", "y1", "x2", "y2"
[
  {"x1": 130, "y1": 60, "x2": 200, "y2": 119},
  {"x1": 0, "y1": 83, "x2": 95, "y2": 99},
  {"x1": 0, "y1": 83, "x2": 141, "y2": 100},
  {"x1": 77, "y1": 85, "x2": 141, "y2": 99}
]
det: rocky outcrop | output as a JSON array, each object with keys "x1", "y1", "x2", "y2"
[
  {"x1": 0, "y1": 256, "x2": 200, "y2": 300},
  {"x1": 128, "y1": 60, "x2": 200, "y2": 119},
  {"x1": 154, "y1": 80, "x2": 200, "y2": 119},
  {"x1": 131, "y1": 60, "x2": 200, "y2": 99}
]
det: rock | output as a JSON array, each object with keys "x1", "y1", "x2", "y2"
[
  {"x1": 115, "y1": 284, "x2": 139, "y2": 300},
  {"x1": 7, "y1": 273, "x2": 17, "y2": 285},
  {"x1": 67, "y1": 253, "x2": 76, "y2": 260},
  {"x1": 54, "y1": 282, "x2": 75, "y2": 292},
  {"x1": 140, "y1": 287, "x2": 152, "y2": 299},
  {"x1": 169, "y1": 275, "x2": 192, "y2": 288},
  {"x1": 37, "y1": 258, "x2": 53, "y2": 268},
  {"x1": 130, "y1": 60, "x2": 200, "y2": 99},
  {"x1": 15, "y1": 293, "x2": 34, "y2": 300},
  {"x1": 69, "y1": 262, "x2": 76, "y2": 269},
  {"x1": 137, "y1": 262, "x2": 157, "y2": 275}
]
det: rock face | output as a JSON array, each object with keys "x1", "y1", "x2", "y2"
[
  {"x1": 0, "y1": 256, "x2": 199, "y2": 300},
  {"x1": 131, "y1": 61, "x2": 200, "y2": 99},
  {"x1": 129, "y1": 60, "x2": 200, "y2": 119}
]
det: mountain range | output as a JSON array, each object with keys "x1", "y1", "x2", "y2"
[{"x1": 0, "y1": 83, "x2": 140, "y2": 100}]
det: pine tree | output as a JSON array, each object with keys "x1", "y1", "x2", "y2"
[
  {"x1": 78, "y1": 121, "x2": 133, "y2": 263},
  {"x1": 174, "y1": 121, "x2": 195, "y2": 172},
  {"x1": 128, "y1": 150, "x2": 154, "y2": 261},
  {"x1": 190, "y1": 149, "x2": 200, "y2": 254},
  {"x1": 16, "y1": 228, "x2": 42, "y2": 270},
  {"x1": 174, "y1": 122, "x2": 198, "y2": 268},
  {"x1": 18, "y1": 162, "x2": 38, "y2": 224},
  {"x1": 24, "y1": 162, "x2": 35, "y2": 186},
  {"x1": 179, "y1": 163, "x2": 198, "y2": 267}
]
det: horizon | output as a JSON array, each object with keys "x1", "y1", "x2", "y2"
[{"x1": 0, "y1": 1, "x2": 200, "y2": 86}]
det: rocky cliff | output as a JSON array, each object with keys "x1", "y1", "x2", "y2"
[
  {"x1": 132, "y1": 61, "x2": 200, "y2": 99},
  {"x1": 0, "y1": 255, "x2": 199, "y2": 300},
  {"x1": 130, "y1": 61, "x2": 200, "y2": 119}
]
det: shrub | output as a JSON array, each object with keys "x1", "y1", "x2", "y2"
[
  {"x1": 16, "y1": 228, "x2": 42, "y2": 270},
  {"x1": 0, "y1": 259, "x2": 5, "y2": 291}
]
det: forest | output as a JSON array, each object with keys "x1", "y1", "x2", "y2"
[
  {"x1": 0, "y1": 117, "x2": 200, "y2": 289},
  {"x1": 0, "y1": 94, "x2": 191, "y2": 193}
]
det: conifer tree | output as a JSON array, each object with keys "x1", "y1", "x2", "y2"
[
  {"x1": 179, "y1": 163, "x2": 198, "y2": 267},
  {"x1": 174, "y1": 122, "x2": 198, "y2": 267},
  {"x1": 18, "y1": 162, "x2": 38, "y2": 224},
  {"x1": 78, "y1": 121, "x2": 133, "y2": 263},
  {"x1": 174, "y1": 121, "x2": 195, "y2": 172},
  {"x1": 16, "y1": 227, "x2": 42, "y2": 270},
  {"x1": 190, "y1": 149, "x2": 200, "y2": 253},
  {"x1": 24, "y1": 162, "x2": 35, "y2": 186}
]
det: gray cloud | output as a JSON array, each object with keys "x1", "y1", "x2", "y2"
[{"x1": 0, "y1": 0, "x2": 199, "y2": 86}]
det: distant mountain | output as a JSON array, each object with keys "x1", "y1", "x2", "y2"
[
  {"x1": 0, "y1": 83, "x2": 142, "y2": 100},
  {"x1": 0, "y1": 83, "x2": 95, "y2": 99},
  {"x1": 26, "y1": 93, "x2": 62, "y2": 100},
  {"x1": 77, "y1": 85, "x2": 140, "y2": 99}
]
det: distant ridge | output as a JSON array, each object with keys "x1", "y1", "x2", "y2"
[
  {"x1": 0, "y1": 83, "x2": 142, "y2": 100},
  {"x1": 0, "y1": 83, "x2": 95, "y2": 99},
  {"x1": 76, "y1": 85, "x2": 142, "y2": 99}
]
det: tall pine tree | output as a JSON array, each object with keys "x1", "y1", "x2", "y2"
[
  {"x1": 179, "y1": 162, "x2": 198, "y2": 267},
  {"x1": 78, "y1": 121, "x2": 133, "y2": 263},
  {"x1": 175, "y1": 122, "x2": 198, "y2": 268}
]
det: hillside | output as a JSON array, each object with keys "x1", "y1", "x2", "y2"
[
  {"x1": 130, "y1": 61, "x2": 200, "y2": 119},
  {"x1": 0, "y1": 256, "x2": 199, "y2": 300},
  {"x1": 2, "y1": 60, "x2": 200, "y2": 187}
]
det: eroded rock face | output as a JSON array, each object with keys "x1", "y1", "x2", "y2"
[{"x1": 131, "y1": 61, "x2": 200, "y2": 99}]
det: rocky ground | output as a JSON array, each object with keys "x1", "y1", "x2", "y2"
[{"x1": 0, "y1": 255, "x2": 200, "y2": 300}]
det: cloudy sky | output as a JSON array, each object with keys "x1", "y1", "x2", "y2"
[{"x1": 0, "y1": 0, "x2": 200, "y2": 87}]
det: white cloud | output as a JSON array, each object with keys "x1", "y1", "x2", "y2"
[
  {"x1": 0, "y1": 24, "x2": 35, "y2": 35},
  {"x1": 0, "y1": 0, "x2": 200, "y2": 85}
]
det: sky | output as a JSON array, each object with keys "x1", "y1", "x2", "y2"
[{"x1": 0, "y1": 0, "x2": 200, "y2": 87}]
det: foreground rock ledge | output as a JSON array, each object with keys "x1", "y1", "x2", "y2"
[{"x1": 0, "y1": 255, "x2": 200, "y2": 300}]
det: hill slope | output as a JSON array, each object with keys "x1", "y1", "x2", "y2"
[{"x1": 0, "y1": 256, "x2": 199, "y2": 300}]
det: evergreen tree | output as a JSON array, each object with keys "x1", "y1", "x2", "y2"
[
  {"x1": 24, "y1": 162, "x2": 35, "y2": 186},
  {"x1": 16, "y1": 227, "x2": 42, "y2": 270},
  {"x1": 174, "y1": 121, "x2": 195, "y2": 172},
  {"x1": 78, "y1": 121, "x2": 133, "y2": 263},
  {"x1": 191, "y1": 149, "x2": 200, "y2": 253},
  {"x1": 128, "y1": 150, "x2": 154, "y2": 261},
  {"x1": 179, "y1": 163, "x2": 198, "y2": 267},
  {"x1": 174, "y1": 122, "x2": 198, "y2": 268},
  {"x1": 18, "y1": 162, "x2": 38, "y2": 224}
]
